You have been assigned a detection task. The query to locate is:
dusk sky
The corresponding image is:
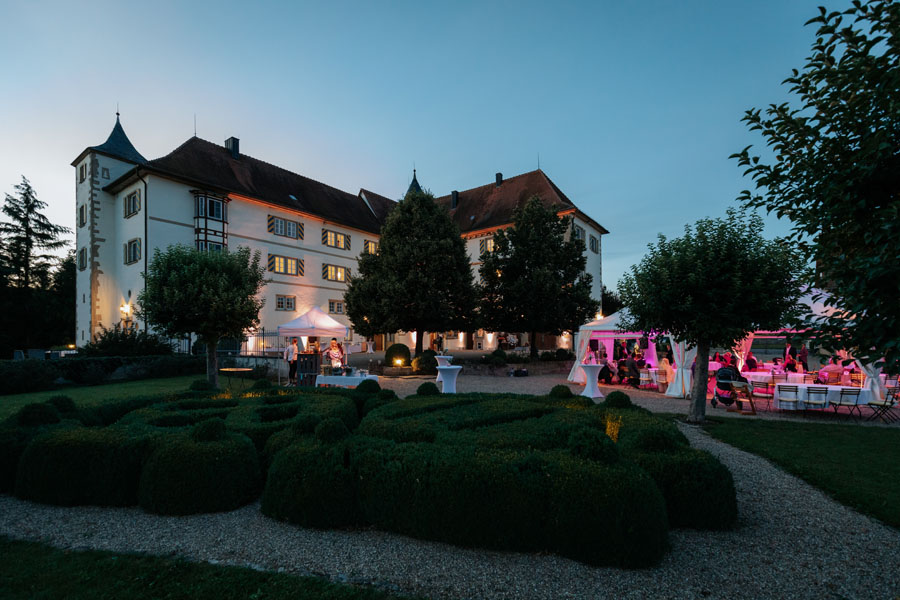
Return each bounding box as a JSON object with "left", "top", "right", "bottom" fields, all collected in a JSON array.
[{"left": 0, "top": 0, "right": 834, "bottom": 287}]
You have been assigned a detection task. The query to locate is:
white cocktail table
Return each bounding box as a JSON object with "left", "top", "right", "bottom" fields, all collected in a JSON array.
[
  {"left": 435, "top": 355, "right": 453, "bottom": 382},
  {"left": 436, "top": 365, "right": 462, "bottom": 394},
  {"left": 579, "top": 364, "right": 604, "bottom": 402}
]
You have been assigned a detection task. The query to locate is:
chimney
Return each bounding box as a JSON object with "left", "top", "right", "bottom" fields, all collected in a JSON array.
[
  {"left": 451, "top": 190, "right": 459, "bottom": 209},
  {"left": 225, "top": 137, "right": 240, "bottom": 159},
  {"left": 495, "top": 172, "right": 503, "bottom": 187}
]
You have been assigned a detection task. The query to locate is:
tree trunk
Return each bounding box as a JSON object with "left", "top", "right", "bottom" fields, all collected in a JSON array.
[
  {"left": 530, "top": 330, "right": 538, "bottom": 359},
  {"left": 206, "top": 336, "right": 220, "bottom": 389},
  {"left": 415, "top": 329, "right": 424, "bottom": 356},
  {"left": 686, "top": 339, "right": 710, "bottom": 424}
]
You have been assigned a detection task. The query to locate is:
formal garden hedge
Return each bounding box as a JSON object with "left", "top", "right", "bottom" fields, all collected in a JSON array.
[
  {"left": 0, "top": 381, "right": 737, "bottom": 568},
  {"left": 0, "top": 355, "right": 206, "bottom": 395}
]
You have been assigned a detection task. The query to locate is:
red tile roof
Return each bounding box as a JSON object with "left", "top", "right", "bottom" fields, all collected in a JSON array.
[{"left": 434, "top": 169, "right": 608, "bottom": 235}]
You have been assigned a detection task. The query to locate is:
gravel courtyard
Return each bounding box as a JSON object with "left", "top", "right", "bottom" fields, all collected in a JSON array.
[{"left": 2, "top": 373, "right": 898, "bottom": 599}]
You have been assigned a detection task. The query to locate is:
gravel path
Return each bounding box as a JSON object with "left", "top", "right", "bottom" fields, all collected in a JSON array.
[{"left": 3, "top": 420, "right": 898, "bottom": 598}]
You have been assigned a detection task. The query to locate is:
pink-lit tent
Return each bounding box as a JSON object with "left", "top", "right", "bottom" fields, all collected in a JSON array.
[{"left": 567, "top": 311, "right": 660, "bottom": 384}]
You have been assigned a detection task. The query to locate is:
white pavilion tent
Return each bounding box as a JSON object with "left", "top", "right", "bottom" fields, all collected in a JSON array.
[
  {"left": 567, "top": 311, "right": 660, "bottom": 384},
  {"left": 277, "top": 306, "right": 349, "bottom": 343}
]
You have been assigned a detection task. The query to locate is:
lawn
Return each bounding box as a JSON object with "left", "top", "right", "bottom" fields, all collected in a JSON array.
[
  {"left": 702, "top": 418, "right": 900, "bottom": 528},
  {"left": 0, "top": 375, "right": 202, "bottom": 421},
  {"left": 0, "top": 537, "right": 418, "bottom": 600}
]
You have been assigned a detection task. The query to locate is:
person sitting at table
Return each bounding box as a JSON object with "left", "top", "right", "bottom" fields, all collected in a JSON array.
[
  {"left": 636, "top": 352, "right": 646, "bottom": 369},
  {"left": 597, "top": 352, "right": 614, "bottom": 385},
  {"left": 712, "top": 351, "right": 723, "bottom": 363},
  {"left": 817, "top": 357, "right": 844, "bottom": 383},
  {"left": 744, "top": 352, "right": 758, "bottom": 371},
  {"left": 784, "top": 355, "right": 799, "bottom": 373}
]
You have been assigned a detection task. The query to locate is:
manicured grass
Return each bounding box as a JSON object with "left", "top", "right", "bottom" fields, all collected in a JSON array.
[
  {"left": 702, "top": 418, "right": 900, "bottom": 528},
  {"left": 0, "top": 537, "right": 418, "bottom": 600},
  {"left": 0, "top": 375, "right": 201, "bottom": 421}
]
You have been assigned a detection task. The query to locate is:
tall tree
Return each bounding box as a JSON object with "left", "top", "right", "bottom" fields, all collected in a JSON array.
[
  {"left": 137, "top": 245, "right": 266, "bottom": 388},
  {"left": 733, "top": 1, "right": 900, "bottom": 373},
  {"left": 49, "top": 251, "right": 77, "bottom": 346},
  {"left": 344, "top": 190, "right": 477, "bottom": 356},
  {"left": 601, "top": 285, "right": 623, "bottom": 317},
  {"left": 618, "top": 209, "right": 803, "bottom": 423},
  {"left": 0, "top": 176, "right": 70, "bottom": 289},
  {"left": 479, "top": 196, "right": 598, "bottom": 358}
]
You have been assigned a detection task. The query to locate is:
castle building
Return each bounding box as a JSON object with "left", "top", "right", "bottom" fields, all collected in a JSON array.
[{"left": 73, "top": 116, "right": 607, "bottom": 352}]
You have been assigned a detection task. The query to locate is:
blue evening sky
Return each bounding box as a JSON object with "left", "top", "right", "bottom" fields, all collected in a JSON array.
[{"left": 0, "top": 0, "right": 834, "bottom": 287}]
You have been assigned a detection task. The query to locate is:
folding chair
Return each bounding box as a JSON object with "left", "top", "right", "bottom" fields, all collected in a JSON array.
[
  {"left": 866, "top": 386, "right": 898, "bottom": 424},
  {"left": 751, "top": 376, "right": 775, "bottom": 411},
  {"left": 825, "top": 371, "right": 842, "bottom": 385},
  {"left": 831, "top": 388, "right": 862, "bottom": 422},
  {"left": 656, "top": 370, "right": 668, "bottom": 394},
  {"left": 777, "top": 384, "right": 800, "bottom": 412},
  {"left": 639, "top": 369, "right": 653, "bottom": 389},
  {"left": 802, "top": 373, "right": 817, "bottom": 384},
  {"left": 804, "top": 386, "right": 828, "bottom": 418}
]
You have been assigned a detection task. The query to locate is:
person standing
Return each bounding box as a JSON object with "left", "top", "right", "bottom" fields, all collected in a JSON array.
[
  {"left": 784, "top": 342, "right": 798, "bottom": 361},
  {"left": 284, "top": 337, "right": 299, "bottom": 386},
  {"left": 797, "top": 343, "right": 809, "bottom": 372},
  {"left": 323, "top": 337, "right": 345, "bottom": 369}
]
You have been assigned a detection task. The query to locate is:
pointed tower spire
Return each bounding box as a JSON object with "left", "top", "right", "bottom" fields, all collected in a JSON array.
[
  {"left": 90, "top": 114, "right": 146, "bottom": 164},
  {"left": 406, "top": 167, "right": 423, "bottom": 198}
]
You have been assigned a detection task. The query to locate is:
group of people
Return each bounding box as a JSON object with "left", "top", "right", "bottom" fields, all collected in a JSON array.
[{"left": 282, "top": 337, "right": 346, "bottom": 387}]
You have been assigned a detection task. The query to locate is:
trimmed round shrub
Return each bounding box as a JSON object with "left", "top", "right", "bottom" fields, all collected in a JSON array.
[
  {"left": 629, "top": 427, "right": 687, "bottom": 453},
  {"left": 549, "top": 384, "right": 574, "bottom": 399},
  {"left": 315, "top": 418, "right": 350, "bottom": 443},
  {"left": 251, "top": 378, "right": 273, "bottom": 390},
  {"left": 292, "top": 413, "right": 323, "bottom": 435},
  {"left": 189, "top": 379, "right": 216, "bottom": 392},
  {"left": 47, "top": 395, "right": 77, "bottom": 414},
  {"left": 604, "top": 391, "right": 633, "bottom": 409},
  {"left": 385, "top": 343, "right": 411, "bottom": 367},
  {"left": 139, "top": 432, "right": 260, "bottom": 515},
  {"left": 567, "top": 428, "right": 619, "bottom": 464},
  {"left": 262, "top": 441, "right": 360, "bottom": 528},
  {"left": 15, "top": 427, "right": 156, "bottom": 506},
  {"left": 417, "top": 382, "right": 441, "bottom": 396},
  {"left": 491, "top": 348, "right": 508, "bottom": 361},
  {"left": 355, "top": 379, "right": 381, "bottom": 394},
  {"left": 539, "top": 351, "right": 556, "bottom": 361},
  {"left": 377, "top": 389, "right": 398, "bottom": 401},
  {"left": 191, "top": 418, "right": 227, "bottom": 442},
  {"left": 412, "top": 353, "right": 438, "bottom": 375},
  {"left": 555, "top": 348, "right": 572, "bottom": 361},
  {"left": 631, "top": 448, "right": 737, "bottom": 530},
  {"left": 16, "top": 403, "right": 60, "bottom": 427}
]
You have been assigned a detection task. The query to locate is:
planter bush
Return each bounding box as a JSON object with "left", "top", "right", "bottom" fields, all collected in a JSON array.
[
  {"left": 384, "top": 344, "right": 411, "bottom": 367},
  {"left": 139, "top": 432, "right": 260, "bottom": 515},
  {"left": 412, "top": 353, "right": 438, "bottom": 375},
  {"left": 549, "top": 384, "right": 574, "bottom": 399},
  {"left": 15, "top": 427, "right": 158, "bottom": 506},
  {"left": 416, "top": 382, "right": 440, "bottom": 396}
]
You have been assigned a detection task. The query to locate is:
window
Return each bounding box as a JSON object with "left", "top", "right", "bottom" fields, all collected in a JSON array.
[
  {"left": 78, "top": 248, "right": 87, "bottom": 271},
  {"left": 589, "top": 235, "right": 599, "bottom": 254},
  {"left": 101, "top": 167, "right": 110, "bottom": 179},
  {"left": 267, "top": 215, "right": 303, "bottom": 239},
  {"left": 275, "top": 295, "right": 296, "bottom": 311},
  {"left": 79, "top": 163, "right": 87, "bottom": 183},
  {"left": 573, "top": 225, "right": 585, "bottom": 242},
  {"left": 78, "top": 205, "right": 87, "bottom": 227},
  {"left": 195, "top": 195, "right": 226, "bottom": 221},
  {"left": 207, "top": 198, "right": 223, "bottom": 220},
  {"left": 322, "top": 228, "right": 350, "bottom": 250},
  {"left": 196, "top": 241, "right": 223, "bottom": 252},
  {"left": 124, "top": 191, "right": 140, "bottom": 218},
  {"left": 328, "top": 299, "right": 344, "bottom": 314},
  {"left": 322, "top": 264, "right": 347, "bottom": 282},
  {"left": 124, "top": 239, "right": 141, "bottom": 265},
  {"left": 479, "top": 238, "right": 495, "bottom": 254},
  {"left": 363, "top": 240, "right": 377, "bottom": 254},
  {"left": 267, "top": 254, "right": 303, "bottom": 276}
]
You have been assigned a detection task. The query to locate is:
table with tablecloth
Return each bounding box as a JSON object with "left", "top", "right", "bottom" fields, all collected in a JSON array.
[
  {"left": 773, "top": 382, "right": 874, "bottom": 410},
  {"left": 745, "top": 371, "right": 806, "bottom": 384}
]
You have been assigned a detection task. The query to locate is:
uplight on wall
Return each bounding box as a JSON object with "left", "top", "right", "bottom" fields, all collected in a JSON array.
[{"left": 120, "top": 302, "right": 131, "bottom": 317}]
